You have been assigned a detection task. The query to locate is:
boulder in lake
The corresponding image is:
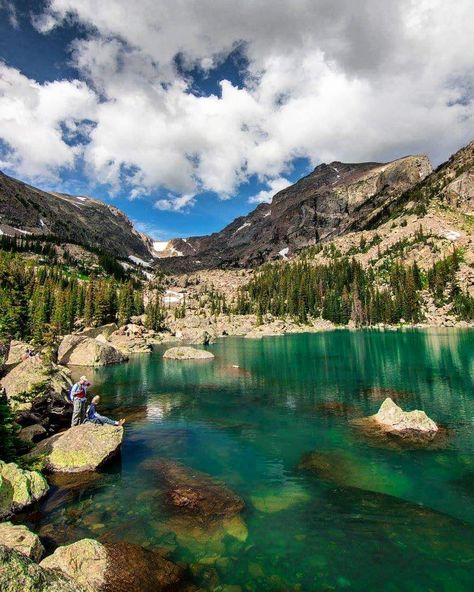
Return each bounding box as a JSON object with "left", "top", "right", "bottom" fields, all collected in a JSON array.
[
  {"left": 0, "top": 545, "right": 85, "bottom": 592},
  {"left": 0, "top": 461, "right": 49, "bottom": 520},
  {"left": 40, "top": 539, "right": 184, "bottom": 592},
  {"left": 142, "top": 458, "right": 244, "bottom": 519},
  {"left": 25, "top": 424, "right": 123, "bottom": 473},
  {"left": 372, "top": 398, "right": 438, "bottom": 433},
  {"left": 57, "top": 335, "right": 127, "bottom": 367},
  {"left": 163, "top": 346, "right": 214, "bottom": 360},
  {"left": 0, "top": 522, "right": 44, "bottom": 561}
]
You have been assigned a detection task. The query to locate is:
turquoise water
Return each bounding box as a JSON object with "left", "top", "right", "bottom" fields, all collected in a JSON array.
[{"left": 32, "top": 329, "right": 474, "bottom": 591}]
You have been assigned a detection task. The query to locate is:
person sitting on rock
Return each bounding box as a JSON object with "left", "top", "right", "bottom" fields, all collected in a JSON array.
[
  {"left": 70, "top": 375, "right": 90, "bottom": 426},
  {"left": 86, "top": 395, "right": 125, "bottom": 426}
]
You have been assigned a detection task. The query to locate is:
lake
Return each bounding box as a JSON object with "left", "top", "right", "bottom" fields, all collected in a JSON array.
[{"left": 30, "top": 329, "right": 474, "bottom": 591}]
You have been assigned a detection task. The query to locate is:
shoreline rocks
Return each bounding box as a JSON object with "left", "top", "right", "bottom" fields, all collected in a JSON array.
[
  {"left": 58, "top": 335, "right": 127, "bottom": 367},
  {"left": 25, "top": 424, "right": 123, "bottom": 473},
  {"left": 0, "top": 461, "right": 49, "bottom": 520},
  {"left": 40, "top": 539, "right": 185, "bottom": 592},
  {"left": 0, "top": 545, "right": 86, "bottom": 592},
  {"left": 0, "top": 522, "right": 44, "bottom": 561},
  {"left": 163, "top": 346, "right": 214, "bottom": 360}
]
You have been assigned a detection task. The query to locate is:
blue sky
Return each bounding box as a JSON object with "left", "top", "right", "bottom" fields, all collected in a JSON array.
[{"left": 0, "top": 0, "right": 473, "bottom": 240}]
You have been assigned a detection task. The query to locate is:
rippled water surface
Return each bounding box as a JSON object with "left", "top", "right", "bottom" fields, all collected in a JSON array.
[{"left": 31, "top": 329, "right": 474, "bottom": 591}]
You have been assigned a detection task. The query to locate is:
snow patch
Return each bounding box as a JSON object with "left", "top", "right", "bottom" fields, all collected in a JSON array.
[
  {"left": 14, "top": 228, "right": 32, "bottom": 235},
  {"left": 235, "top": 222, "right": 251, "bottom": 234},
  {"left": 39, "top": 218, "right": 46, "bottom": 228},
  {"left": 129, "top": 255, "right": 152, "bottom": 267},
  {"left": 443, "top": 230, "right": 461, "bottom": 241},
  {"left": 153, "top": 241, "right": 169, "bottom": 253},
  {"left": 264, "top": 211, "right": 271, "bottom": 218},
  {"left": 170, "top": 247, "right": 183, "bottom": 257},
  {"left": 75, "top": 196, "right": 88, "bottom": 202},
  {"left": 279, "top": 247, "right": 289, "bottom": 259}
]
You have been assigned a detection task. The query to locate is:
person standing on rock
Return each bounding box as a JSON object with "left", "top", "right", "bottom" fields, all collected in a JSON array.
[
  {"left": 70, "top": 376, "right": 90, "bottom": 426},
  {"left": 86, "top": 395, "right": 125, "bottom": 426}
]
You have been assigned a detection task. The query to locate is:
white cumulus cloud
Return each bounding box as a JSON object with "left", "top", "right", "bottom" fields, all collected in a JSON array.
[
  {"left": 0, "top": 0, "right": 472, "bottom": 206},
  {"left": 249, "top": 177, "right": 292, "bottom": 204}
]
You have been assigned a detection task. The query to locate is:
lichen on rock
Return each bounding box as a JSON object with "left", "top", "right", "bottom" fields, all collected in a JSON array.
[
  {"left": 0, "top": 522, "right": 44, "bottom": 561},
  {"left": 0, "top": 461, "right": 49, "bottom": 519}
]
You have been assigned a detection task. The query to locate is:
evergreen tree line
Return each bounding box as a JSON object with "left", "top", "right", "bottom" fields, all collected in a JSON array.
[
  {"left": 0, "top": 251, "right": 165, "bottom": 342},
  {"left": 233, "top": 250, "right": 474, "bottom": 325}
]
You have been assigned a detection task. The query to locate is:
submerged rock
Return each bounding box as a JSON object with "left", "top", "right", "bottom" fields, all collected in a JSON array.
[
  {"left": 163, "top": 346, "right": 215, "bottom": 360},
  {"left": 40, "top": 538, "right": 184, "bottom": 592},
  {"left": 142, "top": 458, "right": 244, "bottom": 518},
  {"left": 313, "top": 401, "right": 359, "bottom": 418},
  {"left": 25, "top": 424, "right": 123, "bottom": 473},
  {"left": 0, "top": 522, "right": 44, "bottom": 561},
  {"left": 0, "top": 461, "right": 49, "bottom": 519},
  {"left": 58, "top": 334, "right": 127, "bottom": 367},
  {"left": 0, "top": 545, "right": 85, "bottom": 592},
  {"left": 298, "top": 450, "right": 410, "bottom": 496},
  {"left": 251, "top": 482, "right": 311, "bottom": 513}
]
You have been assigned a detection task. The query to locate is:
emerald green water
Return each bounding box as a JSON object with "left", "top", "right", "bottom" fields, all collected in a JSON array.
[{"left": 33, "top": 329, "right": 474, "bottom": 591}]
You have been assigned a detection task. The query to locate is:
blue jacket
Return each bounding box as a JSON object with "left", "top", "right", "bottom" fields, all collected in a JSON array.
[{"left": 86, "top": 403, "right": 118, "bottom": 426}]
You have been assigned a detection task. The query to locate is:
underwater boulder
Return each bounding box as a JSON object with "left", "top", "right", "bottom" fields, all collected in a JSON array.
[{"left": 142, "top": 458, "right": 244, "bottom": 518}]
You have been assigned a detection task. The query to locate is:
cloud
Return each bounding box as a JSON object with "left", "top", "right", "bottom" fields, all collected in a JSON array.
[
  {"left": 0, "top": 62, "right": 97, "bottom": 180},
  {"left": 0, "top": 1, "right": 19, "bottom": 29},
  {"left": 248, "top": 177, "right": 292, "bottom": 204},
  {"left": 154, "top": 193, "right": 196, "bottom": 212},
  {"left": 1, "top": 0, "right": 473, "bottom": 204}
]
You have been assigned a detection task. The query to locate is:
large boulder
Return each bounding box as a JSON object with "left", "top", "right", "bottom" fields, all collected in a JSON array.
[
  {"left": 25, "top": 424, "right": 123, "bottom": 473},
  {"left": 163, "top": 346, "right": 214, "bottom": 360},
  {"left": 0, "top": 522, "right": 44, "bottom": 561},
  {"left": 142, "top": 459, "right": 244, "bottom": 519},
  {"left": 0, "top": 545, "right": 86, "bottom": 592},
  {"left": 1, "top": 361, "right": 71, "bottom": 411},
  {"left": 108, "top": 327, "right": 153, "bottom": 354},
  {"left": 79, "top": 324, "right": 118, "bottom": 339},
  {"left": 0, "top": 461, "right": 49, "bottom": 520},
  {"left": 371, "top": 398, "right": 438, "bottom": 433},
  {"left": 175, "top": 327, "right": 216, "bottom": 345},
  {"left": 18, "top": 424, "right": 47, "bottom": 444},
  {"left": 58, "top": 335, "right": 127, "bottom": 367},
  {"left": 40, "top": 539, "right": 184, "bottom": 592},
  {"left": 5, "top": 341, "right": 33, "bottom": 366},
  {"left": 351, "top": 398, "right": 443, "bottom": 449}
]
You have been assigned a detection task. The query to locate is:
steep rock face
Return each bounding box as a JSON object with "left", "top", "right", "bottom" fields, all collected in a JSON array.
[
  {"left": 26, "top": 424, "right": 123, "bottom": 473},
  {"left": 158, "top": 154, "right": 431, "bottom": 270},
  {"left": 0, "top": 170, "right": 153, "bottom": 259}
]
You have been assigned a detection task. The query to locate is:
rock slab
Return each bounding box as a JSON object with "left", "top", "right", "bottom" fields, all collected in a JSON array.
[
  {"left": 0, "top": 522, "right": 44, "bottom": 561},
  {"left": 163, "top": 346, "right": 214, "bottom": 360},
  {"left": 26, "top": 424, "right": 123, "bottom": 473},
  {"left": 0, "top": 461, "right": 49, "bottom": 519}
]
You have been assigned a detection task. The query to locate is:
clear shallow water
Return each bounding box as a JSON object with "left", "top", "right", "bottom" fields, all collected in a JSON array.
[{"left": 30, "top": 329, "right": 474, "bottom": 591}]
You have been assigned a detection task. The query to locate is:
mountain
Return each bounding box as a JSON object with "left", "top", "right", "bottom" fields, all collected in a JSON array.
[
  {"left": 157, "top": 154, "right": 432, "bottom": 271},
  {"left": 0, "top": 170, "right": 154, "bottom": 260}
]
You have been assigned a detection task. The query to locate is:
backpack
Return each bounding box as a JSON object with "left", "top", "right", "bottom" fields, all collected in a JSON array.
[{"left": 69, "top": 384, "right": 85, "bottom": 402}]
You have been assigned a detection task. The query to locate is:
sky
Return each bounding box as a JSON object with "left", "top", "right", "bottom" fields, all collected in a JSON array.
[{"left": 0, "top": 0, "right": 473, "bottom": 240}]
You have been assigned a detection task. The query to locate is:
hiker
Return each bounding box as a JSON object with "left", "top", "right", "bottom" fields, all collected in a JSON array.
[
  {"left": 70, "top": 376, "right": 91, "bottom": 426},
  {"left": 86, "top": 396, "right": 125, "bottom": 426}
]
